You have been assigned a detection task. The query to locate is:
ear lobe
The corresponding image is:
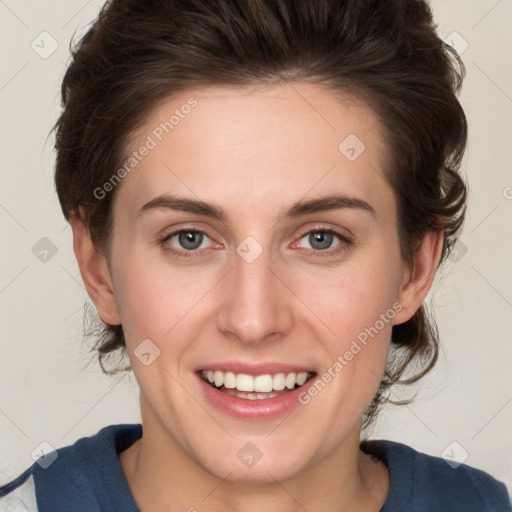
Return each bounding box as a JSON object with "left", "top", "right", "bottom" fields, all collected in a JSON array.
[
  {"left": 393, "top": 230, "right": 444, "bottom": 325},
  {"left": 69, "top": 209, "right": 121, "bottom": 326}
]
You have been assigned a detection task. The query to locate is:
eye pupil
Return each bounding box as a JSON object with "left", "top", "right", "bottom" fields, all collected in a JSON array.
[
  {"left": 179, "top": 231, "right": 203, "bottom": 250},
  {"left": 310, "top": 231, "right": 333, "bottom": 250}
]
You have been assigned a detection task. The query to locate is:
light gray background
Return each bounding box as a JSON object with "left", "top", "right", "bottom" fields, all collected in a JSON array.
[{"left": 1, "top": 0, "right": 511, "bottom": 490}]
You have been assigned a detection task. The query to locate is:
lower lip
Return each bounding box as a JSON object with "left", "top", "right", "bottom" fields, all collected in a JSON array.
[{"left": 197, "top": 373, "right": 317, "bottom": 420}]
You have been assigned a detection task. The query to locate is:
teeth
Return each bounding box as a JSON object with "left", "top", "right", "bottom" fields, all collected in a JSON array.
[
  {"left": 285, "top": 372, "right": 296, "bottom": 390},
  {"left": 202, "top": 370, "right": 310, "bottom": 392},
  {"left": 225, "top": 389, "right": 280, "bottom": 400},
  {"left": 236, "top": 373, "right": 254, "bottom": 392},
  {"left": 224, "top": 371, "right": 236, "bottom": 389},
  {"left": 254, "top": 374, "right": 273, "bottom": 392},
  {"left": 273, "top": 373, "right": 286, "bottom": 390},
  {"left": 296, "top": 372, "right": 308, "bottom": 386},
  {"left": 214, "top": 370, "right": 224, "bottom": 387}
]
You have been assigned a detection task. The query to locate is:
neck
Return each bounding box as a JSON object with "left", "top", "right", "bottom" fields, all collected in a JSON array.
[{"left": 119, "top": 403, "right": 389, "bottom": 512}]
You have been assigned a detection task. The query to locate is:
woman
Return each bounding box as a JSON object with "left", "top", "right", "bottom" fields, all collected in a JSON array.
[{"left": 0, "top": 0, "right": 510, "bottom": 510}]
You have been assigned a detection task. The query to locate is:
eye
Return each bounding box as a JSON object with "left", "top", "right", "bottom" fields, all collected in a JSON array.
[
  {"left": 159, "top": 228, "right": 215, "bottom": 257},
  {"left": 159, "top": 226, "right": 353, "bottom": 259},
  {"left": 295, "top": 228, "right": 353, "bottom": 256}
]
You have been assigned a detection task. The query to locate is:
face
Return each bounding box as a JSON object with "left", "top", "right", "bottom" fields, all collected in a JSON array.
[{"left": 98, "top": 83, "right": 414, "bottom": 482}]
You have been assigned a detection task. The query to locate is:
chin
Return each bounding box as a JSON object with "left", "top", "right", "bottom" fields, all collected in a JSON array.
[{"left": 189, "top": 434, "right": 319, "bottom": 484}]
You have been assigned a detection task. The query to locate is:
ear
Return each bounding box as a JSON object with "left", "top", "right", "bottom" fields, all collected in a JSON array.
[
  {"left": 393, "top": 230, "right": 444, "bottom": 325},
  {"left": 69, "top": 209, "right": 121, "bottom": 325}
]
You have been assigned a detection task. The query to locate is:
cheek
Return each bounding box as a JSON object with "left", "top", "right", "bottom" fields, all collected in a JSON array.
[
  {"left": 294, "top": 264, "right": 397, "bottom": 429},
  {"left": 289, "top": 240, "right": 402, "bottom": 409},
  {"left": 111, "top": 249, "right": 221, "bottom": 351},
  {"left": 112, "top": 225, "right": 402, "bottom": 361},
  {"left": 292, "top": 246, "right": 402, "bottom": 345}
]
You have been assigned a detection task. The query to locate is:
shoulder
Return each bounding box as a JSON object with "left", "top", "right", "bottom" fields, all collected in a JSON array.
[
  {"left": 0, "top": 466, "right": 37, "bottom": 511},
  {"left": 361, "top": 439, "right": 511, "bottom": 512},
  {"left": 0, "top": 423, "right": 142, "bottom": 512}
]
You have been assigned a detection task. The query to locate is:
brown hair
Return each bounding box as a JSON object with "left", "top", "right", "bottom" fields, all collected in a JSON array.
[{"left": 54, "top": 0, "right": 467, "bottom": 427}]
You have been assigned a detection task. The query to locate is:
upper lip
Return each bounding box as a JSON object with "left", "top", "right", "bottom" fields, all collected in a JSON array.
[{"left": 195, "top": 362, "right": 315, "bottom": 376}]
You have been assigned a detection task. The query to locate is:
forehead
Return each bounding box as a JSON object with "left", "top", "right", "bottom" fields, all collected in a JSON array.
[{"left": 117, "top": 82, "right": 393, "bottom": 220}]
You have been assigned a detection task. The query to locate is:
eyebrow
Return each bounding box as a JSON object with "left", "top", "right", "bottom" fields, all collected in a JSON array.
[{"left": 136, "top": 193, "right": 376, "bottom": 222}]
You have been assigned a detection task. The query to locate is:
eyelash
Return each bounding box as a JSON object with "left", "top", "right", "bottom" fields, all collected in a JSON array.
[{"left": 158, "top": 226, "right": 353, "bottom": 259}]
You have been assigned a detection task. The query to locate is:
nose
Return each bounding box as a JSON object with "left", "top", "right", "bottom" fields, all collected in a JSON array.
[{"left": 215, "top": 242, "right": 294, "bottom": 345}]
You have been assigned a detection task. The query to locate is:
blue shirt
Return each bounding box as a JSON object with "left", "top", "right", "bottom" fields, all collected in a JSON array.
[{"left": 0, "top": 423, "right": 510, "bottom": 511}]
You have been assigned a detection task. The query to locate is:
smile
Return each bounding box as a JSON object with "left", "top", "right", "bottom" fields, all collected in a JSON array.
[{"left": 200, "top": 370, "right": 314, "bottom": 400}]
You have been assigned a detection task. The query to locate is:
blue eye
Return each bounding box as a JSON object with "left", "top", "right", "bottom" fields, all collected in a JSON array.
[
  {"left": 159, "top": 227, "right": 353, "bottom": 259},
  {"left": 160, "top": 228, "right": 213, "bottom": 257},
  {"left": 301, "top": 230, "right": 335, "bottom": 250},
  {"left": 296, "top": 229, "right": 353, "bottom": 256}
]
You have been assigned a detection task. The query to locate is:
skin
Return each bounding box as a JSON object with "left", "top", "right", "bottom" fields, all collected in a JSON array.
[{"left": 70, "top": 82, "right": 443, "bottom": 511}]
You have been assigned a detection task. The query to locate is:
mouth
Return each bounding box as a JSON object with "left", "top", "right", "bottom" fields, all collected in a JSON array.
[{"left": 199, "top": 369, "right": 316, "bottom": 400}]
